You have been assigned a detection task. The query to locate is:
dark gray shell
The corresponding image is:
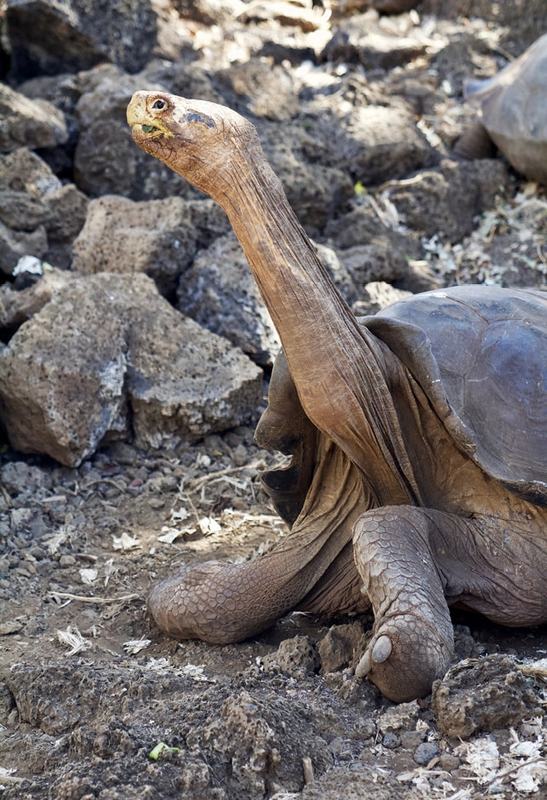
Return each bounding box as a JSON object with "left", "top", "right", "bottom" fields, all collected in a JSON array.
[
  {"left": 367, "top": 285, "right": 547, "bottom": 504},
  {"left": 469, "top": 34, "right": 547, "bottom": 184}
]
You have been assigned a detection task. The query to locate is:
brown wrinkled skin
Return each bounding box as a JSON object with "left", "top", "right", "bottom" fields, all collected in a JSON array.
[{"left": 127, "top": 91, "right": 547, "bottom": 702}]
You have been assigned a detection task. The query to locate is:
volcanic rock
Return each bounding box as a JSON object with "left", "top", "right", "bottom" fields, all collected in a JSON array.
[
  {"left": 0, "top": 222, "right": 47, "bottom": 276},
  {"left": 432, "top": 655, "right": 544, "bottom": 739},
  {"left": 0, "top": 267, "right": 70, "bottom": 329},
  {"left": 384, "top": 159, "right": 512, "bottom": 243},
  {"left": 0, "top": 273, "right": 262, "bottom": 466},
  {"left": 177, "top": 232, "right": 280, "bottom": 366},
  {"left": 352, "top": 281, "right": 412, "bottom": 315},
  {"left": 257, "top": 120, "right": 354, "bottom": 231},
  {"left": 73, "top": 195, "right": 197, "bottom": 295},
  {"left": 323, "top": 105, "right": 437, "bottom": 185},
  {"left": 0, "top": 148, "right": 87, "bottom": 270},
  {"left": 0, "top": 83, "right": 67, "bottom": 152},
  {"left": 317, "top": 622, "right": 364, "bottom": 673},
  {"left": 5, "top": 0, "right": 157, "bottom": 79}
]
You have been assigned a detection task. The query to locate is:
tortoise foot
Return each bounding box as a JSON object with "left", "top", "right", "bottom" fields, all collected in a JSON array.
[
  {"left": 355, "top": 613, "right": 452, "bottom": 702},
  {"left": 353, "top": 506, "right": 455, "bottom": 701}
]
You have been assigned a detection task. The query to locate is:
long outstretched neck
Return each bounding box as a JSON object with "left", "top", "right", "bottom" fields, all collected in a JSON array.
[{"left": 217, "top": 144, "right": 419, "bottom": 505}]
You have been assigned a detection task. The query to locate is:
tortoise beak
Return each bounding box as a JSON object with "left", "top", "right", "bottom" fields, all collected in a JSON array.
[{"left": 126, "top": 92, "right": 148, "bottom": 130}]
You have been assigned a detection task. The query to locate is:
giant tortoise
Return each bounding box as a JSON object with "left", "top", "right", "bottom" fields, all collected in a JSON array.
[
  {"left": 456, "top": 33, "right": 547, "bottom": 185},
  {"left": 126, "top": 91, "right": 547, "bottom": 702}
]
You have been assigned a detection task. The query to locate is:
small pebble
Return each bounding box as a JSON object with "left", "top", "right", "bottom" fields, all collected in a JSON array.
[
  {"left": 413, "top": 741, "right": 440, "bottom": 765},
  {"left": 329, "top": 737, "right": 354, "bottom": 760},
  {"left": 148, "top": 497, "right": 165, "bottom": 509},
  {"left": 399, "top": 730, "right": 425, "bottom": 749},
  {"left": 59, "top": 554, "right": 76, "bottom": 567},
  {"left": 232, "top": 444, "right": 248, "bottom": 466},
  {"left": 356, "top": 720, "right": 376, "bottom": 740},
  {"left": 382, "top": 732, "right": 400, "bottom": 749},
  {"left": 438, "top": 753, "right": 461, "bottom": 771}
]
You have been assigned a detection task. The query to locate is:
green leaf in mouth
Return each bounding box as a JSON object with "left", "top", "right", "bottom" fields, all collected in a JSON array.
[{"left": 142, "top": 124, "right": 157, "bottom": 133}]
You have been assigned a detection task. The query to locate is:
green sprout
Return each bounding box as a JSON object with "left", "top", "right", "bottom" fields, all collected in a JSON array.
[{"left": 148, "top": 742, "right": 181, "bottom": 761}]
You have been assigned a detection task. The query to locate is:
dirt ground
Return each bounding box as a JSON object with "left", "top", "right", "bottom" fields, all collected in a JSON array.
[
  {"left": 0, "top": 0, "right": 546, "bottom": 798},
  {"left": 0, "top": 430, "right": 545, "bottom": 799}
]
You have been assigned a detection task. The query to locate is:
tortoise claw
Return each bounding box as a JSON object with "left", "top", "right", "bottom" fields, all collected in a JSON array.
[
  {"left": 372, "top": 634, "right": 392, "bottom": 663},
  {"left": 355, "top": 634, "right": 393, "bottom": 679}
]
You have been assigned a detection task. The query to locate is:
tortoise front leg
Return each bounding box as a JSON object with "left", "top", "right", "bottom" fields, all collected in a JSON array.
[
  {"left": 353, "top": 505, "right": 547, "bottom": 701},
  {"left": 353, "top": 506, "right": 455, "bottom": 702}
]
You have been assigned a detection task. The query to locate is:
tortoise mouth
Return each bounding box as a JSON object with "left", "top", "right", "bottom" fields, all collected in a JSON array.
[{"left": 131, "top": 122, "right": 164, "bottom": 139}]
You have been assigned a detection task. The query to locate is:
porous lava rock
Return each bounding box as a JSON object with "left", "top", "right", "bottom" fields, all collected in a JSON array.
[
  {"left": 0, "top": 83, "right": 67, "bottom": 152},
  {"left": 5, "top": 0, "right": 157, "bottom": 79},
  {"left": 322, "top": 105, "right": 437, "bottom": 185},
  {"left": 352, "top": 281, "right": 412, "bottom": 315},
  {"left": 0, "top": 267, "right": 69, "bottom": 328},
  {"left": 4, "top": 661, "right": 333, "bottom": 800},
  {"left": 432, "top": 655, "right": 544, "bottom": 739},
  {"left": 0, "top": 273, "right": 262, "bottom": 466},
  {"left": 178, "top": 234, "right": 360, "bottom": 365},
  {"left": 338, "top": 240, "right": 409, "bottom": 289},
  {"left": 0, "top": 222, "right": 47, "bottom": 276},
  {"left": 384, "top": 158, "right": 512, "bottom": 243},
  {"left": 322, "top": 14, "right": 427, "bottom": 69},
  {"left": 72, "top": 195, "right": 198, "bottom": 295},
  {"left": 256, "top": 120, "right": 354, "bottom": 231},
  {"left": 261, "top": 636, "right": 320, "bottom": 677},
  {"left": 177, "top": 232, "right": 280, "bottom": 366},
  {"left": 174, "top": 0, "right": 245, "bottom": 25},
  {"left": 216, "top": 59, "right": 299, "bottom": 121},
  {"left": 317, "top": 622, "right": 364, "bottom": 673},
  {"left": 0, "top": 148, "right": 88, "bottom": 271},
  {"left": 420, "top": 0, "right": 546, "bottom": 56}
]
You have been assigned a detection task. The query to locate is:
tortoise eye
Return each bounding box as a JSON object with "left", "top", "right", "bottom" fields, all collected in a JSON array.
[{"left": 152, "top": 99, "right": 166, "bottom": 110}]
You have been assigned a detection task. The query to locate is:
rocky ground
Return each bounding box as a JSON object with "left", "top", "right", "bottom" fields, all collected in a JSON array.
[{"left": 0, "top": 0, "right": 545, "bottom": 798}]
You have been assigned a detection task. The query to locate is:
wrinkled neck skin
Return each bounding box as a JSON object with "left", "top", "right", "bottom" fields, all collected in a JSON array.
[{"left": 180, "top": 136, "right": 419, "bottom": 506}]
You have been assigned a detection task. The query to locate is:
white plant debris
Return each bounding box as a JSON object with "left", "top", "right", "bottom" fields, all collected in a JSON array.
[
  {"left": 179, "top": 664, "right": 216, "bottom": 683},
  {"left": 512, "top": 759, "right": 547, "bottom": 794},
  {"left": 103, "top": 558, "right": 116, "bottom": 587},
  {"left": 157, "top": 527, "right": 186, "bottom": 544},
  {"left": 56, "top": 626, "right": 89, "bottom": 656},
  {"left": 13, "top": 254, "right": 46, "bottom": 276},
  {"left": 0, "top": 767, "right": 24, "bottom": 787},
  {"left": 123, "top": 637, "right": 151, "bottom": 655},
  {"left": 456, "top": 737, "right": 500, "bottom": 783},
  {"left": 195, "top": 452, "right": 211, "bottom": 468},
  {"left": 79, "top": 567, "right": 98, "bottom": 585},
  {"left": 145, "top": 657, "right": 171, "bottom": 671},
  {"left": 198, "top": 516, "right": 222, "bottom": 535},
  {"left": 421, "top": 182, "right": 547, "bottom": 286},
  {"left": 43, "top": 527, "right": 69, "bottom": 554},
  {"left": 112, "top": 532, "right": 141, "bottom": 551},
  {"left": 158, "top": 506, "right": 193, "bottom": 543},
  {"left": 170, "top": 507, "right": 191, "bottom": 523},
  {"left": 518, "top": 658, "right": 547, "bottom": 680}
]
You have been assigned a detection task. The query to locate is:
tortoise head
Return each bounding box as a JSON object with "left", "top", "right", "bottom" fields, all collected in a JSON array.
[{"left": 126, "top": 91, "right": 258, "bottom": 199}]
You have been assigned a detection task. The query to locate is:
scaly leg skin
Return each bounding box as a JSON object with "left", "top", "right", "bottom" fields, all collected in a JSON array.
[
  {"left": 353, "top": 506, "right": 454, "bottom": 702},
  {"left": 148, "top": 435, "right": 368, "bottom": 644},
  {"left": 353, "top": 505, "right": 547, "bottom": 701}
]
